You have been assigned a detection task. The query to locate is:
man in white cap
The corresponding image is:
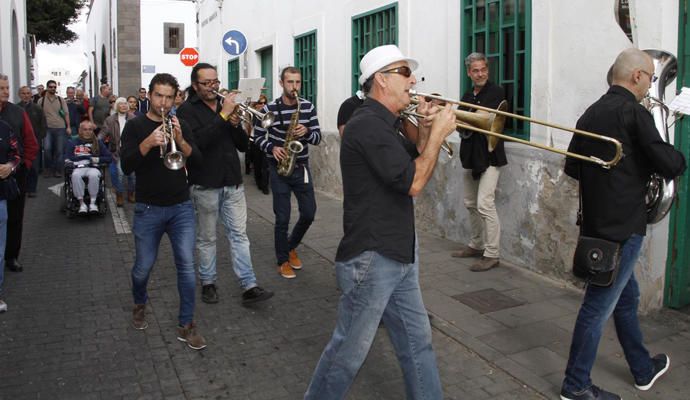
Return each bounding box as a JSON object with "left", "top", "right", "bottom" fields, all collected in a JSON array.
[{"left": 304, "top": 45, "right": 456, "bottom": 399}]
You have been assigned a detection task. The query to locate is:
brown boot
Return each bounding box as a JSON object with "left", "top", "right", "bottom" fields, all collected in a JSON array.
[
  {"left": 451, "top": 246, "right": 483, "bottom": 258},
  {"left": 132, "top": 304, "right": 148, "bottom": 330},
  {"left": 176, "top": 323, "right": 207, "bottom": 350},
  {"left": 127, "top": 191, "right": 136, "bottom": 203},
  {"left": 116, "top": 192, "right": 124, "bottom": 207},
  {"left": 470, "top": 256, "right": 500, "bottom": 272}
]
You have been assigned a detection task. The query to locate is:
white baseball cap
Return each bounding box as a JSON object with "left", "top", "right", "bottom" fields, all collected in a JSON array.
[{"left": 358, "top": 45, "right": 419, "bottom": 86}]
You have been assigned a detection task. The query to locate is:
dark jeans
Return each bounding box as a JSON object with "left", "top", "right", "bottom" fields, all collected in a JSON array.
[
  {"left": 5, "top": 165, "right": 27, "bottom": 261},
  {"left": 252, "top": 144, "right": 269, "bottom": 191},
  {"left": 44, "top": 128, "right": 66, "bottom": 172},
  {"left": 562, "top": 234, "right": 655, "bottom": 393},
  {"left": 269, "top": 163, "right": 316, "bottom": 265},
  {"left": 27, "top": 141, "right": 43, "bottom": 193}
]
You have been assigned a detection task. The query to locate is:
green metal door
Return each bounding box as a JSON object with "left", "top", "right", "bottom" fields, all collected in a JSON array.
[
  {"left": 228, "top": 58, "right": 239, "bottom": 91},
  {"left": 664, "top": 0, "right": 690, "bottom": 308},
  {"left": 260, "top": 47, "right": 273, "bottom": 101}
]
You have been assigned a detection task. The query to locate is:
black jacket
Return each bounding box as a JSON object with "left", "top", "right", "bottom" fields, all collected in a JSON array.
[
  {"left": 176, "top": 93, "right": 249, "bottom": 188},
  {"left": 565, "top": 85, "right": 686, "bottom": 241}
]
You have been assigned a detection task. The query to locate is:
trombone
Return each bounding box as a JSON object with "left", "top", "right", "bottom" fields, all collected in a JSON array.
[
  {"left": 406, "top": 90, "right": 624, "bottom": 169},
  {"left": 402, "top": 102, "right": 454, "bottom": 157},
  {"left": 211, "top": 89, "right": 275, "bottom": 129}
]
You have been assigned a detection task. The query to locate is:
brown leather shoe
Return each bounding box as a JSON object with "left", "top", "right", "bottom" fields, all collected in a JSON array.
[
  {"left": 127, "top": 191, "right": 136, "bottom": 203},
  {"left": 288, "top": 249, "right": 302, "bottom": 270},
  {"left": 278, "top": 261, "right": 296, "bottom": 279},
  {"left": 116, "top": 193, "right": 125, "bottom": 207},
  {"left": 451, "top": 246, "right": 483, "bottom": 258},
  {"left": 132, "top": 304, "right": 148, "bottom": 330},
  {"left": 176, "top": 323, "right": 207, "bottom": 350},
  {"left": 470, "top": 256, "right": 500, "bottom": 272}
]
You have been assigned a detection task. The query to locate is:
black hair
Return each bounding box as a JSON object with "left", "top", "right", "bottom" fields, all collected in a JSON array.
[
  {"left": 148, "top": 73, "right": 179, "bottom": 96},
  {"left": 187, "top": 63, "right": 216, "bottom": 98},
  {"left": 280, "top": 66, "right": 301, "bottom": 81}
]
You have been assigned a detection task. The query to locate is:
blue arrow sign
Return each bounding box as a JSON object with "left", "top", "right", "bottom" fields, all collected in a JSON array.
[{"left": 222, "top": 30, "right": 248, "bottom": 56}]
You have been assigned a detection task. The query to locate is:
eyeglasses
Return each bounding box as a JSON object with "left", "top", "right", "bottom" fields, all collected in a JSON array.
[
  {"left": 47, "top": 85, "right": 57, "bottom": 89},
  {"left": 380, "top": 66, "right": 412, "bottom": 78},
  {"left": 640, "top": 70, "right": 658, "bottom": 83},
  {"left": 257, "top": 101, "right": 266, "bottom": 105},
  {"left": 198, "top": 79, "right": 221, "bottom": 87}
]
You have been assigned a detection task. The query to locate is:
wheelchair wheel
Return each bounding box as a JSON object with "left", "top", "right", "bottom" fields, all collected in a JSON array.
[
  {"left": 59, "top": 183, "right": 67, "bottom": 212},
  {"left": 98, "top": 201, "right": 107, "bottom": 217}
]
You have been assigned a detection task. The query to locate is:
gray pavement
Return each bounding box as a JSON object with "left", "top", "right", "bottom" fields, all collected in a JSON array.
[{"left": 0, "top": 173, "right": 688, "bottom": 400}]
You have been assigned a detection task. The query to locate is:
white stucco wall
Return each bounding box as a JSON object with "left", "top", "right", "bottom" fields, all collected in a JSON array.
[
  {"left": 0, "top": 0, "right": 30, "bottom": 102},
  {"left": 197, "top": 0, "right": 683, "bottom": 311},
  {"left": 139, "top": 0, "right": 197, "bottom": 91}
]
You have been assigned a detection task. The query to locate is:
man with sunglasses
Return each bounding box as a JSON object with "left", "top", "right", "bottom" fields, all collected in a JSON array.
[
  {"left": 254, "top": 66, "right": 322, "bottom": 279},
  {"left": 451, "top": 52, "right": 507, "bottom": 272},
  {"left": 559, "top": 48, "right": 686, "bottom": 400},
  {"left": 177, "top": 63, "right": 273, "bottom": 306},
  {"left": 39, "top": 80, "right": 71, "bottom": 178},
  {"left": 305, "top": 45, "right": 456, "bottom": 399}
]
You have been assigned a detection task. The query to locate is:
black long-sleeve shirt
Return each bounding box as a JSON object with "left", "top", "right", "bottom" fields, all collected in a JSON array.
[
  {"left": 565, "top": 85, "right": 686, "bottom": 242},
  {"left": 120, "top": 114, "right": 201, "bottom": 206},
  {"left": 176, "top": 94, "right": 248, "bottom": 188},
  {"left": 337, "top": 98, "right": 417, "bottom": 264},
  {"left": 459, "top": 81, "right": 508, "bottom": 178}
]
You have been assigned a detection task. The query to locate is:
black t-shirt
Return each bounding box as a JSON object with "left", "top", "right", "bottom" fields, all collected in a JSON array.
[
  {"left": 459, "top": 81, "right": 508, "bottom": 177},
  {"left": 336, "top": 98, "right": 417, "bottom": 264},
  {"left": 120, "top": 114, "right": 201, "bottom": 206},
  {"left": 337, "top": 95, "right": 364, "bottom": 127},
  {"left": 565, "top": 85, "right": 686, "bottom": 242}
]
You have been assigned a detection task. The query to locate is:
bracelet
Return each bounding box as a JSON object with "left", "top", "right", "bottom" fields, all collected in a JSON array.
[{"left": 219, "top": 111, "right": 230, "bottom": 121}]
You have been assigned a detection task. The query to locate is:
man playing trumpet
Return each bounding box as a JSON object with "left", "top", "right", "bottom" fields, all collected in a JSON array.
[{"left": 120, "top": 73, "right": 206, "bottom": 350}]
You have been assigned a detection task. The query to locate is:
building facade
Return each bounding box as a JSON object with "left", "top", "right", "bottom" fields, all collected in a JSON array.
[
  {"left": 195, "top": 0, "right": 690, "bottom": 312},
  {"left": 0, "top": 0, "right": 31, "bottom": 102},
  {"left": 85, "top": 0, "right": 197, "bottom": 99}
]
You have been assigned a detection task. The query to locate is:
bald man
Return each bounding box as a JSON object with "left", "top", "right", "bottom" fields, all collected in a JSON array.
[{"left": 559, "top": 48, "right": 686, "bottom": 400}]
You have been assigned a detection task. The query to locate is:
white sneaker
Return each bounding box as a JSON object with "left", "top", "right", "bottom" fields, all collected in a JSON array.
[
  {"left": 0, "top": 300, "right": 7, "bottom": 313},
  {"left": 88, "top": 203, "right": 98, "bottom": 213},
  {"left": 78, "top": 203, "right": 88, "bottom": 214}
]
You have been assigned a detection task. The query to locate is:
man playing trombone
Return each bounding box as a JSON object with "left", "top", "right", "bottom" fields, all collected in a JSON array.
[
  {"left": 177, "top": 63, "right": 273, "bottom": 306},
  {"left": 451, "top": 52, "right": 507, "bottom": 272},
  {"left": 120, "top": 73, "right": 206, "bottom": 350},
  {"left": 305, "top": 44, "right": 456, "bottom": 400}
]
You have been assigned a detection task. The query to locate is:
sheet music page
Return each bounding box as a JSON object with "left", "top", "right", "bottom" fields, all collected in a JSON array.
[
  {"left": 668, "top": 87, "right": 690, "bottom": 116},
  {"left": 237, "top": 78, "right": 266, "bottom": 103}
]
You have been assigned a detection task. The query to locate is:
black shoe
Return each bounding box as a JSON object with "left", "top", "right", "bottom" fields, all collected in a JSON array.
[
  {"left": 201, "top": 284, "right": 219, "bottom": 304},
  {"left": 261, "top": 187, "right": 269, "bottom": 195},
  {"left": 560, "top": 385, "right": 621, "bottom": 400},
  {"left": 5, "top": 258, "right": 22, "bottom": 272},
  {"left": 241, "top": 286, "right": 274, "bottom": 306},
  {"left": 635, "top": 353, "right": 670, "bottom": 391},
  {"left": 27, "top": 192, "right": 37, "bottom": 198}
]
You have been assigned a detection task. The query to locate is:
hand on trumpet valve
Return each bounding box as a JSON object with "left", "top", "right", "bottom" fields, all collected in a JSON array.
[{"left": 146, "top": 125, "right": 168, "bottom": 149}]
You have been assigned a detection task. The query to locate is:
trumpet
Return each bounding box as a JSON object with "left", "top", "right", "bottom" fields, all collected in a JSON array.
[
  {"left": 160, "top": 108, "right": 186, "bottom": 170},
  {"left": 211, "top": 89, "right": 275, "bottom": 129},
  {"left": 406, "top": 90, "right": 624, "bottom": 169}
]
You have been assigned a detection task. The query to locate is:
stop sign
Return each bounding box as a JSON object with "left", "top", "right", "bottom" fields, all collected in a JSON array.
[{"left": 179, "top": 47, "right": 199, "bottom": 67}]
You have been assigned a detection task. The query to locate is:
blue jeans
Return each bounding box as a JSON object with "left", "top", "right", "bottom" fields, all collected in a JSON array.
[
  {"left": 109, "top": 160, "right": 135, "bottom": 194},
  {"left": 191, "top": 184, "right": 257, "bottom": 290},
  {"left": 131, "top": 200, "right": 196, "bottom": 326},
  {"left": 269, "top": 164, "right": 316, "bottom": 264},
  {"left": 0, "top": 200, "right": 7, "bottom": 297},
  {"left": 305, "top": 251, "right": 443, "bottom": 400},
  {"left": 43, "top": 128, "right": 66, "bottom": 172},
  {"left": 562, "top": 234, "right": 655, "bottom": 393}
]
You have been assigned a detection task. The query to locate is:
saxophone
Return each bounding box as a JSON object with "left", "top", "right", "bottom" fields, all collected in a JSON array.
[{"left": 277, "top": 90, "right": 305, "bottom": 176}]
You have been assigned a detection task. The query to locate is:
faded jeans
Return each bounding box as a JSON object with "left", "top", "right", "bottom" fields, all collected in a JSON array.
[
  {"left": 305, "top": 250, "right": 443, "bottom": 400},
  {"left": 43, "top": 128, "right": 66, "bottom": 172},
  {"left": 463, "top": 166, "right": 501, "bottom": 258},
  {"left": 562, "top": 234, "right": 656, "bottom": 393},
  {"left": 109, "top": 160, "right": 135, "bottom": 194},
  {"left": 131, "top": 200, "right": 196, "bottom": 326},
  {"left": 191, "top": 185, "right": 257, "bottom": 290}
]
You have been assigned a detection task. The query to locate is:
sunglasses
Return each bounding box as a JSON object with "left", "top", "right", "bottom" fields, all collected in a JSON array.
[
  {"left": 640, "top": 70, "right": 658, "bottom": 83},
  {"left": 380, "top": 66, "right": 412, "bottom": 78},
  {"left": 198, "top": 79, "right": 221, "bottom": 87},
  {"left": 47, "top": 86, "right": 57, "bottom": 89}
]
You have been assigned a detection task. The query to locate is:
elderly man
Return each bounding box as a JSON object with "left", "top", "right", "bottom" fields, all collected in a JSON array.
[
  {"left": 18, "top": 86, "right": 46, "bottom": 197},
  {"left": 560, "top": 48, "right": 686, "bottom": 400},
  {"left": 304, "top": 45, "right": 456, "bottom": 400},
  {"left": 0, "top": 75, "right": 38, "bottom": 273}
]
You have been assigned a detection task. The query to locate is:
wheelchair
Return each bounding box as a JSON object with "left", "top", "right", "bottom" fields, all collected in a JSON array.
[{"left": 60, "top": 160, "right": 109, "bottom": 218}]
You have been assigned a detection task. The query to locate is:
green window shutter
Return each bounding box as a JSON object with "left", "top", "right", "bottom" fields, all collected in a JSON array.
[
  {"left": 294, "top": 30, "right": 317, "bottom": 105},
  {"left": 260, "top": 47, "right": 273, "bottom": 101},
  {"left": 228, "top": 58, "right": 239, "bottom": 91},
  {"left": 351, "top": 3, "right": 398, "bottom": 94},
  {"left": 462, "top": 0, "right": 531, "bottom": 139}
]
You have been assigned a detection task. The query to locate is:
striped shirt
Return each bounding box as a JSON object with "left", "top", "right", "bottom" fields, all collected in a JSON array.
[{"left": 253, "top": 96, "right": 321, "bottom": 164}]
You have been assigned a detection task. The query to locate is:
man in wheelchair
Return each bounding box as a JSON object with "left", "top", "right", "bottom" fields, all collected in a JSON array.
[{"left": 64, "top": 121, "right": 111, "bottom": 214}]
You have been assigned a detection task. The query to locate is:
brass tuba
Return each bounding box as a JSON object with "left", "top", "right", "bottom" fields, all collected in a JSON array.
[
  {"left": 277, "top": 90, "right": 304, "bottom": 176},
  {"left": 643, "top": 49, "right": 678, "bottom": 224}
]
